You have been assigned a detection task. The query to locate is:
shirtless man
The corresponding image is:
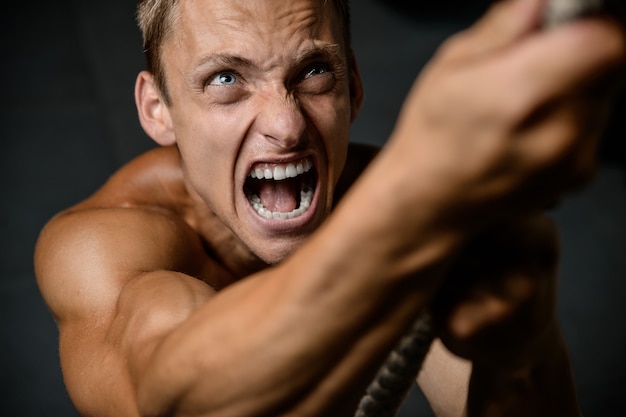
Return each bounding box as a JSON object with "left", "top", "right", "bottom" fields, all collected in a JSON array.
[{"left": 34, "top": 0, "right": 625, "bottom": 416}]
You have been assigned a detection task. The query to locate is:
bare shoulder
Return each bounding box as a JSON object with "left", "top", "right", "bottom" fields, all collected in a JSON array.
[
  {"left": 74, "top": 145, "right": 190, "bottom": 214},
  {"left": 35, "top": 204, "right": 209, "bottom": 322},
  {"left": 32, "top": 146, "right": 234, "bottom": 414},
  {"left": 34, "top": 146, "right": 217, "bottom": 322}
]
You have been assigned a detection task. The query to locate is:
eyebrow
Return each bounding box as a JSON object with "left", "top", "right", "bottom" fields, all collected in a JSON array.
[
  {"left": 294, "top": 43, "right": 343, "bottom": 65},
  {"left": 195, "top": 54, "right": 256, "bottom": 73},
  {"left": 188, "top": 43, "right": 345, "bottom": 82}
]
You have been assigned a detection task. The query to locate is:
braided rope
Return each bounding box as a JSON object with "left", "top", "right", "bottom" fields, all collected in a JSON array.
[
  {"left": 544, "top": 0, "right": 605, "bottom": 27},
  {"left": 354, "top": 311, "right": 435, "bottom": 417}
]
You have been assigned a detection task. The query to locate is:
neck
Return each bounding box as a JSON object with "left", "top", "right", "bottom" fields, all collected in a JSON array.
[{"left": 183, "top": 184, "right": 271, "bottom": 283}]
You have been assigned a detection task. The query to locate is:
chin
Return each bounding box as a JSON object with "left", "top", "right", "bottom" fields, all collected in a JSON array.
[{"left": 250, "top": 235, "right": 310, "bottom": 265}]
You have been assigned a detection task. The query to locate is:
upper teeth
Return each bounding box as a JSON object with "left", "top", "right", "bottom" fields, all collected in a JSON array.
[{"left": 249, "top": 158, "right": 313, "bottom": 181}]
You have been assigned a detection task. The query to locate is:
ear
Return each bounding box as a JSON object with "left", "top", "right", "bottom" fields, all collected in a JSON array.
[
  {"left": 135, "top": 70, "right": 176, "bottom": 146},
  {"left": 348, "top": 50, "right": 364, "bottom": 122}
]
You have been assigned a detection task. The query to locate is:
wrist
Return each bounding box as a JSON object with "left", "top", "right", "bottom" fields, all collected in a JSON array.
[{"left": 328, "top": 144, "right": 471, "bottom": 282}]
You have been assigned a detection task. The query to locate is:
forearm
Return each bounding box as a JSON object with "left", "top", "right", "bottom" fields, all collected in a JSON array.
[
  {"left": 466, "top": 323, "right": 581, "bottom": 417},
  {"left": 135, "top": 162, "right": 469, "bottom": 416},
  {"left": 135, "top": 266, "right": 443, "bottom": 417}
]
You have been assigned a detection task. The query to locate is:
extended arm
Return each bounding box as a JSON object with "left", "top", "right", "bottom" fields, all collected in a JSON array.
[{"left": 35, "top": 172, "right": 456, "bottom": 417}]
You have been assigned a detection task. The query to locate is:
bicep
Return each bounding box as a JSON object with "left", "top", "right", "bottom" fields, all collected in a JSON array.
[
  {"left": 34, "top": 208, "right": 216, "bottom": 415},
  {"left": 58, "top": 271, "right": 214, "bottom": 416},
  {"left": 111, "top": 270, "right": 215, "bottom": 384}
]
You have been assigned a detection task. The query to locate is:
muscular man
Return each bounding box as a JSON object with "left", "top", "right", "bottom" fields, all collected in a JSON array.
[{"left": 34, "top": 0, "right": 624, "bottom": 416}]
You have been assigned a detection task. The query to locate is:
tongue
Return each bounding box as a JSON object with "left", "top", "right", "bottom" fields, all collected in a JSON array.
[{"left": 258, "top": 180, "right": 298, "bottom": 213}]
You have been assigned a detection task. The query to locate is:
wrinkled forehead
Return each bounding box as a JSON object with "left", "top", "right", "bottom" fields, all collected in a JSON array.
[{"left": 166, "top": 0, "right": 346, "bottom": 64}]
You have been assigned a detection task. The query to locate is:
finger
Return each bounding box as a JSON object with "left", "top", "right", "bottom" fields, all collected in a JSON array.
[
  {"left": 436, "top": 0, "right": 547, "bottom": 64},
  {"left": 495, "top": 17, "right": 626, "bottom": 114},
  {"left": 445, "top": 292, "right": 515, "bottom": 340},
  {"left": 511, "top": 93, "right": 613, "bottom": 194},
  {"left": 432, "top": 216, "right": 558, "bottom": 337}
]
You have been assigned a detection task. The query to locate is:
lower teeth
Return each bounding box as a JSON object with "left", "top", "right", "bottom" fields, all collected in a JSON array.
[{"left": 248, "top": 187, "right": 313, "bottom": 220}]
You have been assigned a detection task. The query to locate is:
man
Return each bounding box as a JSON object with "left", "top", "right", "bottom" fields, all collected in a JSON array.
[{"left": 34, "top": 0, "right": 624, "bottom": 416}]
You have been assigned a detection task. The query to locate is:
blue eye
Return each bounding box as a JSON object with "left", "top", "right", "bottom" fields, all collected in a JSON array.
[{"left": 210, "top": 72, "right": 238, "bottom": 86}]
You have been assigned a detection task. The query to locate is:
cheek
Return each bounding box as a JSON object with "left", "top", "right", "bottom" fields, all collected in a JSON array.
[
  {"left": 175, "top": 103, "right": 248, "bottom": 163},
  {"left": 174, "top": 112, "right": 245, "bottom": 210}
]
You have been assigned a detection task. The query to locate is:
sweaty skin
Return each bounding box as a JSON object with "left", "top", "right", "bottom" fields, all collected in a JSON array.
[{"left": 34, "top": 0, "right": 624, "bottom": 416}]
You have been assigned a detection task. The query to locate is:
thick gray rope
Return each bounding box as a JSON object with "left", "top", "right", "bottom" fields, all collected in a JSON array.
[
  {"left": 354, "top": 311, "right": 435, "bottom": 417},
  {"left": 353, "top": 3, "right": 608, "bottom": 415},
  {"left": 544, "top": 0, "right": 605, "bottom": 27}
]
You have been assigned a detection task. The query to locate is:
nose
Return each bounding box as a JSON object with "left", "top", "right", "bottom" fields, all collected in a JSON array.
[{"left": 255, "top": 88, "right": 306, "bottom": 150}]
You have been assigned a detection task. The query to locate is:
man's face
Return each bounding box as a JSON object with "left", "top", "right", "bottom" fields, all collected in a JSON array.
[{"left": 160, "top": 0, "right": 360, "bottom": 263}]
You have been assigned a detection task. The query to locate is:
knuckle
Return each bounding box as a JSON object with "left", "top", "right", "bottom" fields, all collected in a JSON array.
[{"left": 434, "top": 30, "right": 472, "bottom": 63}]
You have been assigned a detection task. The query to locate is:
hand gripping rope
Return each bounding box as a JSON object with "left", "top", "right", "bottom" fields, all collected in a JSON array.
[{"left": 354, "top": 1, "right": 609, "bottom": 416}]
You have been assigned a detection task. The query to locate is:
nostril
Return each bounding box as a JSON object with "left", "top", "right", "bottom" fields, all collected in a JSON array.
[
  {"left": 264, "top": 134, "right": 303, "bottom": 150},
  {"left": 257, "top": 96, "right": 306, "bottom": 149}
]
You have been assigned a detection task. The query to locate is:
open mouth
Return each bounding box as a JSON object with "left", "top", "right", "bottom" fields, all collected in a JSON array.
[{"left": 244, "top": 157, "right": 317, "bottom": 220}]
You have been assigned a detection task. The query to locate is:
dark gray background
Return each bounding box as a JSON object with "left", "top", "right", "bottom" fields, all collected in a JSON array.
[{"left": 1, "top": 1, "right": 624, "bottom": 416}]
